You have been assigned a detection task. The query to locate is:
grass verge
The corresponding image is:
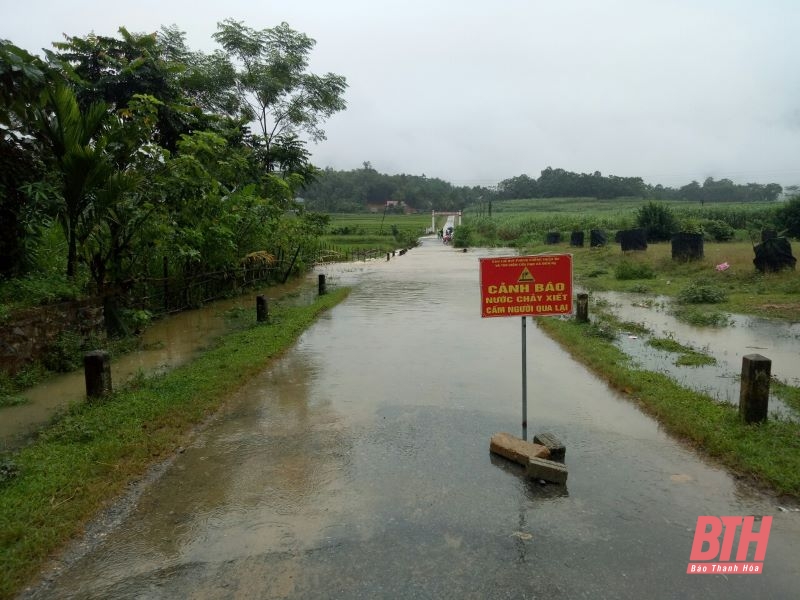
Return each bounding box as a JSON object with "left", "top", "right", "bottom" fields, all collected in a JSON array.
[
  {"left": 536, "top": 316, "right": 800, "bottom": 499},
  {"left": 0, "top": 287, "right": 350, "bottom": 599}
]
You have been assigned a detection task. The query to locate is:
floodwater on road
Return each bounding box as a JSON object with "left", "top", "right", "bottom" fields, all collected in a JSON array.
[
  {"left": 24, "top": 238, "right": 800, "bottom": 599},
  {"left": 0, "top": 278, "right": 309, "bottom": 450}
]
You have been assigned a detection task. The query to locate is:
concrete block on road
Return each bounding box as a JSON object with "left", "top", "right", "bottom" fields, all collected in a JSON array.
[
  {"left": 526, "top": 456, "right": 568, "bottom": 485},
  {"left": 490, "top": 432, "right": 550, "bottom": 466},
  {"left": 533, "top": 432, "right": 566, "bottom": 460}
]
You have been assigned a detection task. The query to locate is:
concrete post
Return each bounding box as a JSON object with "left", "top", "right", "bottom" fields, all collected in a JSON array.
[
  {"left": 387, "top": 252, "right": 391, "bottom": 261},
  {"left": 318, "top": 274, "right": 327, "bottom": 296},
  {"left": 739, "top": 354, "right": 771, "bottom": 423},
  {"left": 84, "top": 350, "right": 112, "bottom": 399},
  {"left": 256, "top": 295, "right": 268, "bottom": 323},
  {"left": 576, "top": 293, "right": 589, "bottom": 323}
]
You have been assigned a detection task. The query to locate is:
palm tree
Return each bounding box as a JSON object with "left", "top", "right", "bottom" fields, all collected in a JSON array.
[{"left": 33, "top": 84, "right": 112, "bottom": 278}]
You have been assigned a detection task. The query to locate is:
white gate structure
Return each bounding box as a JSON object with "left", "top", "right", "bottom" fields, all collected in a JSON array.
[{"left": 430, "top": 210, "right": 462, "bottom": 233}]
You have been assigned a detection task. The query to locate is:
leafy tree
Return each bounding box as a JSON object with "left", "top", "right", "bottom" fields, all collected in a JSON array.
[
  {"left": 32, "top": 84, "right": 113, "bottom": 278},
  {"left": 0, "top": 41, "right": 53, "bottom": 277},
  {"left": 498, "top": 174, "right": 537, "bottom": 199},
  {"left": 211, "top": 19, "right": 347, "bottom": 171},
  {"left": 47, "top": 28, "right": 197, "bottom": 152},
  {"left": 82, "top": 94, "right": 165, "bottom": 296}
]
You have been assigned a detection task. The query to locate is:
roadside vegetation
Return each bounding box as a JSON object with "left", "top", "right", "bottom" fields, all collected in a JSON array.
[{"left": 0, "top": 287, "right": 349, "bottom": 599}]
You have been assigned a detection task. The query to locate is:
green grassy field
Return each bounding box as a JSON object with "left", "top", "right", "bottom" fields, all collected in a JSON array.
[
  {"left": 318, "top": 212, "right": 442, "bottom": 254},
  {"left": 460, "top": 197, "right": 778, "bottom": 245}
]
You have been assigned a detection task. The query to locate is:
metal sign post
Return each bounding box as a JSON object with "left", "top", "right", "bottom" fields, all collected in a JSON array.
[
  {"left": 521, "top": 316, "right": 527, "bottom": 440},
  {"left": 479, "top": 254, "right": 573, "bottom": 441}
]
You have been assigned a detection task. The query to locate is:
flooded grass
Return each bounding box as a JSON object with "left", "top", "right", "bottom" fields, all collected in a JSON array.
[
  {"left": 647, "top": 336, "right": 717, "bottom": 366},
  {"left": 0, "top": 365, "right": 47, "bottom": 409},
  {"left": 771, "top": 378, "right": 800, "bottom": 413},
  {"left": 537, "top": 316, "right": 800, "bottom": 499},
  {"left": 671, "top": 305, "right": 733, "bottom": 327},
  {"left": 0, "top": 395, "right": 28, "bottom": 408},
  {"left": 0, "top": 287, "right": 350, "bottom": 600}
]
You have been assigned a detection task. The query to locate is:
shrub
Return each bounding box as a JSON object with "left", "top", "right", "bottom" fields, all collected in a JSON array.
[
  {"left": 636, "top": 202, "right": 679, "bottom": 241},
  {"left": 615, "top": 260, "right": 655, "bottom": 280},
  {"left": 679, "top": 219, "right": 704, "bottom": 235},
  {"left": 452, "top": 224, "right": 476, "bottom": 247},
  {"left": 775, "top": 196, "right": 800, "bottom": 238},
  {"left": 677, "top": 282, "right": 728, "bottom": 304},
  {"left": 702, "top": 219, "right": 735, "bottom": 242},
  {"left": 672, "top": 306, "right": 731, "bottom": 327},
  {"left": 42, "top": 331, "right": 84, "bottom": 373}
]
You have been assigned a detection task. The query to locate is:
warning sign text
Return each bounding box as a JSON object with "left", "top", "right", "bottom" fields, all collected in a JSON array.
[{"left": 479, "top": 255, "right": 573, "bottom": 318}]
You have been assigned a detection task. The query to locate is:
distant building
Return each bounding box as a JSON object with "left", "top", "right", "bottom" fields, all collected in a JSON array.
[{"left": 366, "top": 200, "right": 415, "bottom": 213}]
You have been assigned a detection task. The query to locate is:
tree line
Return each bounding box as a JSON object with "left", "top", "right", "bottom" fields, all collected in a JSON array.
[
  {"left": 496, "top": 168, "right": 783, "bottom": 203},
  {"left": 1, "top": 20, "right": 347, "bottom": 323},
  {"left": 302, "top": 165, "right": 784, "bottom": 214},
  {"left": 301, "top": 162, "right": 485, "bottom": 213}
]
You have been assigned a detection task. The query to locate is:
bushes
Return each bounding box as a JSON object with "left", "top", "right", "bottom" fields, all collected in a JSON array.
[
  {"left": 677, "top": 282, "right": 728, "bottom": 304},
  {"left": 775, "top": 196, "right": 800, "bottom": 238},
  {"left": 636, "top": 202, "right": 680, "bottom": 242},
  {"left": 702, "top": 219, "right": 735, "bottom": 242},
  {"left": 41, "top": 331, "right": 85, "bottom": 373},
  {"left": 452, "top": 224, "right": 475, "bottom": 247}
]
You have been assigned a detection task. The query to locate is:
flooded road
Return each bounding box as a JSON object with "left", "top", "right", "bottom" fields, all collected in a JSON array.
[{"left": 26, "top": 238, "right": 800, "bottom": 599}]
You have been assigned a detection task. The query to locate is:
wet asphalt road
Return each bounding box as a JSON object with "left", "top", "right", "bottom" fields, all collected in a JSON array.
[{"left": 25, "top": 238, "right": 800, "bottom": 599}]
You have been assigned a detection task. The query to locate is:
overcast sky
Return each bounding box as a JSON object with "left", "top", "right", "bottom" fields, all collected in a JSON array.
[{"left": 3, "top": 0, "right": 800, "bottom": 188}]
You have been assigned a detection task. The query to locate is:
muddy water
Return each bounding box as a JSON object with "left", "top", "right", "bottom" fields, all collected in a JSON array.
[
  {"left": 1, "top": 278, "right": 309, "bottom": 450},
  {"left": 25, "top": 238, "right": 800, "bottom": 599},
  {"left": 597, "top": 291, "right": 800, "bottom": 415}
]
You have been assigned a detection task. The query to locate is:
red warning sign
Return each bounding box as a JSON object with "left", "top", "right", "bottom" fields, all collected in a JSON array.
[{"left": 479, "top": 254, "right": 573, "bottom": 318}]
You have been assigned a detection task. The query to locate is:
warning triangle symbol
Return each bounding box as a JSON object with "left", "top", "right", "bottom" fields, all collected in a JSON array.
[{"left": 518, "top": 268, "right": 535, "bottom": 282}]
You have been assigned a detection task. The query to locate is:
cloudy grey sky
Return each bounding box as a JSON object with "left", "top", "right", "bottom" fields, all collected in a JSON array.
[{"left": 3, "top": 0, "right": 800, "bottom": 188}]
